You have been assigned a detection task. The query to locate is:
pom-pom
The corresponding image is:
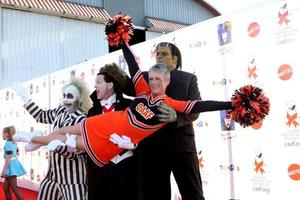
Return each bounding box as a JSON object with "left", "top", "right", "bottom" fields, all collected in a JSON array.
[
  {"left": 105, "top": 13, "right": 134, "bottom": 46},
  {"left": 230, "top": 85, "right": 270, "bottom": 127}
]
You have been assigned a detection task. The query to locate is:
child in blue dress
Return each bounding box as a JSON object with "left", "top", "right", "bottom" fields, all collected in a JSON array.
[{"left": 1, "top": 126, "right": 26, "bottom": 200}]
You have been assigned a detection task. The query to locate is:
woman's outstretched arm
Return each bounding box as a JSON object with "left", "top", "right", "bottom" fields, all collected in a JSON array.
[{"left": 163, "top": 98, "right": 232, "bottom": 114}]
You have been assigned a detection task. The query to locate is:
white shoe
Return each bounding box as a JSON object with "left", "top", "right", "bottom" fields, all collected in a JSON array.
[
  {"left": 24, "top": 142, "right": 43, "bottom": 152},
  {"left": 65, "top": 133, "right": 77, "bottom": 152},
  {"left": 47, "top": 140, "right": 65, "bottom": 151},
  {"left": 13, "top": 130, "right": 43, "bottom": 142}
]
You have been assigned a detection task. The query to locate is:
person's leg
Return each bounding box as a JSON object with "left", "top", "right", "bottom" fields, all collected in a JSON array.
[
  {"left": 37, "top": 178, "right": 63, "bottom": 200},
  {"left": 110, "top": 155, "right": 139, "bottom": 200},
  {"left": 8, "top": 176, "right": 23, "bottom": 200},
  {"left": 172, "top": 152, "right": 205, "bottom": 200},
  {"left": 87, "top": 156, "right": 105, "bottom": 200},
  {"left": 31, "top": 133, "right": 85, "bottom": 151},
  {"left": 75, "top": 135, "right": 85, "bottom": 150},
  {"left": 52, "top": 122, "right": 82, "bottom": 135},
  {"left": 58, "top": 183, "right": 87, "bottom": 200},
  {"left": 139, "top": 145, "right": 172, "bottom": 200},
  {"left": 14, "top": 123, "right": 82, "bottom": 145},
  {"left": 32, "top": 133, "right": 67, "bottom": 146},
  {"left": 3, "top": 177, "right": 12, "bottom": 200},
  {"left": 32, "top": 123, "right": 81, "bottom": 145}
]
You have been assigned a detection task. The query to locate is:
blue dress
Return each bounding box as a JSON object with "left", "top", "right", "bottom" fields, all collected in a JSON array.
[{"left": 3, "top": 141, "right": 26, "bottom": 177}]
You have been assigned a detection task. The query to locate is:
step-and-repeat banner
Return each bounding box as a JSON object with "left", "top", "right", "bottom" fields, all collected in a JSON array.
[{"left": 0, "top": 0, "right": 299, "bottom": 199}]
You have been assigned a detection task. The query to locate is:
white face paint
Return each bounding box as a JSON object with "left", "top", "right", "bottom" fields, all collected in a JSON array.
[{"left": 62, "top": 85, "right": 80, "bottom": 113}]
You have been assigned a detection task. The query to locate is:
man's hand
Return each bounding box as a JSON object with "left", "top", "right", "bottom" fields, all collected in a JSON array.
[
  {"left": 157, "top": 104, "right": 177, "bottom": 122},
  {"left": 12, "top": 82, "right": 30, "bottom": 103},
  {"left": 109, "top": 133, "right": 135, "bottom": 150}
]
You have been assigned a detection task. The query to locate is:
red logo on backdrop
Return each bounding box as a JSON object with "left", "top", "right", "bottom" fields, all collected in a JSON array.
[
  {"left": 91, "top": 68, "right": 95, "bottom": 75},
  {"left": 248, "top": 22, "right": 260, "bottom": 37},
  {"left": 286, "top": 101, "right": 299, "bottom": 128},
  {"left": 278, "top": 64, "right": 292, "bottom": 80},
  {"left": 278, "top": 1, "right": 290, "bottom": 26},
  {"left": 150, "top": 44, "right": 157, "bottom": 59},
  {"left": 248, "top": 56, "right": 258, "bottom": 80},
  {"left": 198, "top": 151, "right": 204, "bottom": 169},
  {"left": 287, "top": 113, "right": 299, "bottom": 128},
  {"left": 251, "top": 121, "right": 263, "bottom": 129},
  {"left": 136, "top": 56, "right": 141, "bottom": 65},
  {"left": 288, "top": 164, "right": 300, "bottom": 181},
  {"left": 278, "top": 11, "right": 289, "bottom": 25},
  {"left": 80, "top": 72, "right": 85, "bottom": 80}
]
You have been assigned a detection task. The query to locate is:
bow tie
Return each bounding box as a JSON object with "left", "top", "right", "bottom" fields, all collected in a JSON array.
[
  {"left": 101, "top": 100, "right": 113, "bottom": 107},
  {"left": 102, "top": 104, "right": 116, "bottom": 113},
  {"left": 100, "top": 94, "right": 117, "bottom": 108}
]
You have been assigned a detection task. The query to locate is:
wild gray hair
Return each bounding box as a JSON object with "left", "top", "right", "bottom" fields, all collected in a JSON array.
[
  {"left": 149, "top": 63, "right": 170, "bottom": 80},
  {"left": 62, "top": 78, "right": 92, "bottom": 114}
]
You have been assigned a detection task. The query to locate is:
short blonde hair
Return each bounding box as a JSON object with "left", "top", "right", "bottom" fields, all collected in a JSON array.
[
  {"left": 2, "top": 126, "right": 16, "bottom": 141},
  {"left": 149, "top": 63, "right": 170, "bottom": 80}
]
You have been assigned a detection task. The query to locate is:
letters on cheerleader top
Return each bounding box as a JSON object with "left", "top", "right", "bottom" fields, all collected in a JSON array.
[{"left": 135, "top": 103, "right": 155, "bottom": 120}]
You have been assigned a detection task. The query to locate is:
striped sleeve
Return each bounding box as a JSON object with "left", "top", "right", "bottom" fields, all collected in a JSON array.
[
  {"left": 55, "top": 146, "right": 86, "bottom": 160},
  {"left": 24, "top": 100, "right": 61, "bottom": 124},
  {"left": 164, "top": 97, "right": 232, "bottom": 114},
  {"left": 54, "top": 112, "right": 86, "bottom": 159}
]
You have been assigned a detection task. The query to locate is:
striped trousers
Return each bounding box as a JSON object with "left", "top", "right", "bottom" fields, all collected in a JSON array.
[{"left": 37, "top": 178, "right": 87, "bottom": 200}]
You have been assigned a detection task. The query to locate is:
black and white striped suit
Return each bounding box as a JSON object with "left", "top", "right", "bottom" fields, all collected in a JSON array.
[{"left": 24, "top": 100, "right": 87, "bottom": 200}]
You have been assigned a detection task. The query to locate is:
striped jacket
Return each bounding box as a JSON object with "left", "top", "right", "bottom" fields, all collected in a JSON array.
[{"left": 24, "top": 100, "right": 87, "bottom": 184}]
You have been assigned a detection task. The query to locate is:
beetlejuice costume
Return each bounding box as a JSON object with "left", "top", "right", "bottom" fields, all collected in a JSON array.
[{"left": 14, "top": 80, "right": 90, "bottom": 200}]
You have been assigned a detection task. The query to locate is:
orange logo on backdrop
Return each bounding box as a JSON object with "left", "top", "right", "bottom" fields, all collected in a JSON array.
[
  {"left": 287, "top": 113, "right": 299, "bottom": 128},
  {"left": 278, "top": 64, "right": 293, "bottom": 80},
  {"left": 288, "top": 164, "right": 300, "bottom": 181},
  {"left": 255, "top": 160, "right": 265, "bottom": 175}
]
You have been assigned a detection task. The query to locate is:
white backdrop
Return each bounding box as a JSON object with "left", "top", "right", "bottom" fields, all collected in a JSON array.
[{"left": 0, "top": 0, "right": 300, "bottom": 199}]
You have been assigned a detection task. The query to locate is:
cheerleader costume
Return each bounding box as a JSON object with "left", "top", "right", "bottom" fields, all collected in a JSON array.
[
  {"left": 81, "top": 43, "right": 232, "bottom": 168},
  {"left": 3, "top": 141, "right": 26, "bottom": 177}
]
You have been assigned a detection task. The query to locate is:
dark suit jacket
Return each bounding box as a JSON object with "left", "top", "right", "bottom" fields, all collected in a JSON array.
[
  {"left": 87, "top": 90, "right": 132, "bottom": 117},
  {"left": 141, "top": 69, "right": 201, "bottom": 152},
  {"left": 87, "top": 90, "right": 133, "bottom": 200}
]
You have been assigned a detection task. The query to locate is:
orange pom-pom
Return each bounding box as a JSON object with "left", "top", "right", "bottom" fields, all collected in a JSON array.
[{"left": 105, "top": 13, "right": 134, "bottom": 46}]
